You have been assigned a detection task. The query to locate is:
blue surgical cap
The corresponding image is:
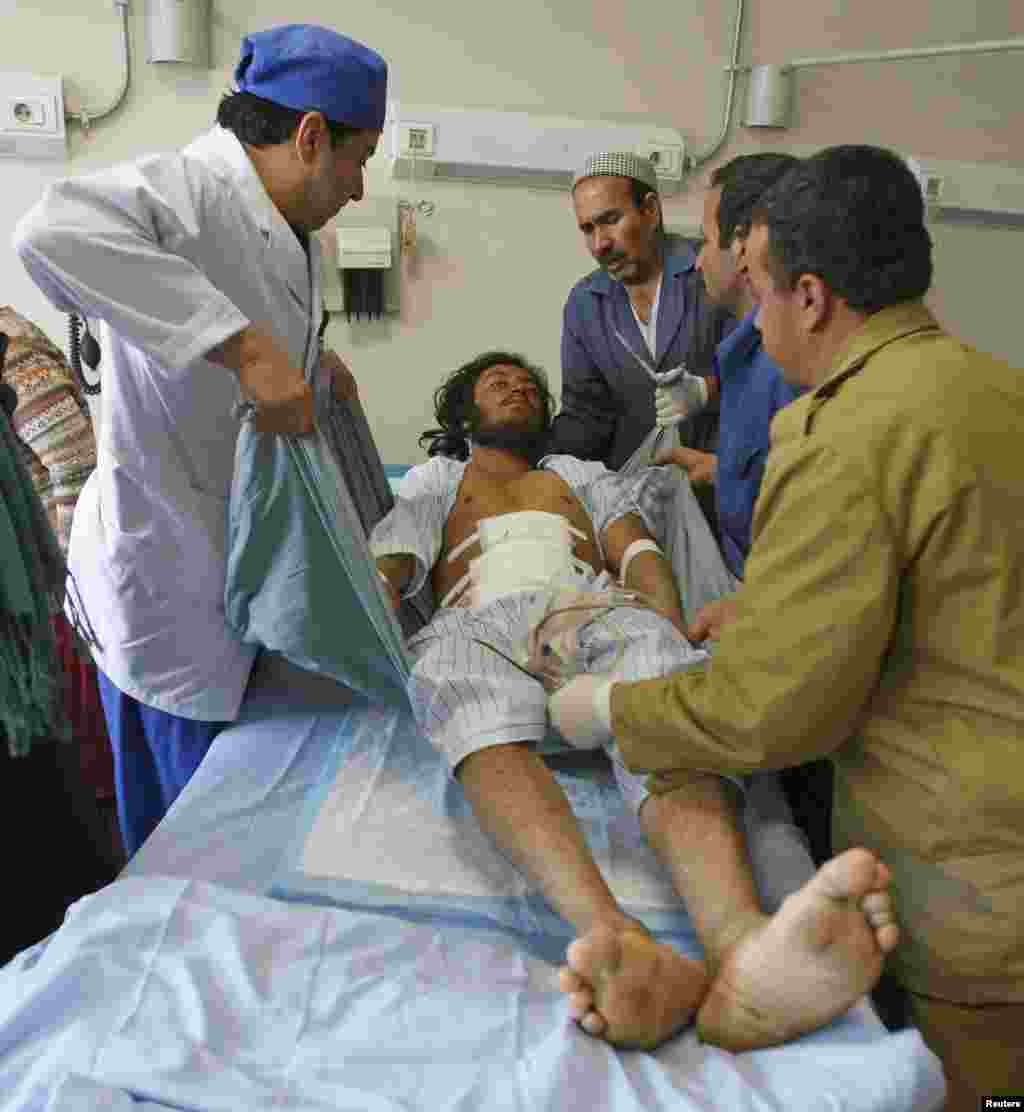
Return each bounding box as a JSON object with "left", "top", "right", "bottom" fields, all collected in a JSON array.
[{"left": 234, "top": 24, "right": 387, "bottom": 131}]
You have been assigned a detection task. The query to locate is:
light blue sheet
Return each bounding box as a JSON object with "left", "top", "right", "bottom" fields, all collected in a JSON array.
[
  {"left": 271, "top": 692, "right": 817, "bottom": 944},
  {"left": 0, "top": 873, "right": 943, "bottom": 1112},
  {"left": 0, "top": 403, "right": 946, "bottom": 1111},
  {"left": 0, "top": 661, "right": 945, "bottom": 1111}
]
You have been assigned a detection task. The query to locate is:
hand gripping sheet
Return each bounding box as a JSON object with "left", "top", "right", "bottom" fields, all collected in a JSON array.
[{"left": 224, "top": 361, "right": 425, "bottom": 707}]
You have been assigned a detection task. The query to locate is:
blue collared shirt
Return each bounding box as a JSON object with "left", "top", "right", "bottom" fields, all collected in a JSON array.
[
  {"left": 715, "top": 309, "right": 801, "bottom": 578},
  {"left": 549, "top": 237, "right": 731, "bottom": 471}
]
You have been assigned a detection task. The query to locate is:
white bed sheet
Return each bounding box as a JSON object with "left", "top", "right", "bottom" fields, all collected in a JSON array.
[{"left": 0, "top": 659, "right": 946, "bottom": 1111}]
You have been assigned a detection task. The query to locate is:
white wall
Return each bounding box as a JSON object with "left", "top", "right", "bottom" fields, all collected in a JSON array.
[{"left": 2, "top": 0, "right": 1022, "bottom": 463}]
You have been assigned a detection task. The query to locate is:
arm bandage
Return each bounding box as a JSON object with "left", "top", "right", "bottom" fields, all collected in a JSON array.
[{"left": 618, "top": 538, "right": 663, "bottom": 585}]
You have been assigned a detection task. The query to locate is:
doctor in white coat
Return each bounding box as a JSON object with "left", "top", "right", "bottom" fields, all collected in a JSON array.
[{"left": 14, "top": 23, "right": 387, "bottom": 856}]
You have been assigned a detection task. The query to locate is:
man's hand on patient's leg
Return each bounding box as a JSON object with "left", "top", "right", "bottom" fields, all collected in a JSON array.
[{"left": 548, "top": 675, "right": 614, "bottom": 749}]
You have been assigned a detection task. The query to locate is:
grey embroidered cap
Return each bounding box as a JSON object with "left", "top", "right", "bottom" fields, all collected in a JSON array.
[{"left": 572, "top": 151, "right": 659, "bottom": 191}]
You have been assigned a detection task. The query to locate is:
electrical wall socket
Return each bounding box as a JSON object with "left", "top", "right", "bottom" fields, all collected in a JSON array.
[
  {"left": 636, "top": 142, "right": 686, "bottom": 181},
  {"left": 0, "top": 71, "right": 66, "bottom": 159},
  {"left": 397, "top": 122, "right": 436, "bottom": 158}
]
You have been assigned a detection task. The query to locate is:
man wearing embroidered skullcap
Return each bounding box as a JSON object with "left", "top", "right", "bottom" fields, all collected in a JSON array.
[
  {"left": 548, "top": 151, "right": 733, "bottom": 534},
  {"left": 14, "top": 24, "right": 387, "bottom": 857}
]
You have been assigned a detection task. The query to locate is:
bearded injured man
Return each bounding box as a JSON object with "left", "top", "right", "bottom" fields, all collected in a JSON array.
[{"left": 371, "top": 351, "right": 898, "bottom": 1053}]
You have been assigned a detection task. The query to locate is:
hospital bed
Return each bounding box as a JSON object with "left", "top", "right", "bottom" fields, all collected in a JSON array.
[{"left": 0, "top": 402, "right": 945, "bottom": 1110}]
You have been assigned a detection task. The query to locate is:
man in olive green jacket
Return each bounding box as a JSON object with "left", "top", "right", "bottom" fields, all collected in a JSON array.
[{"left": 550, "top": 145, "right": 1024, "bottom": 1109}]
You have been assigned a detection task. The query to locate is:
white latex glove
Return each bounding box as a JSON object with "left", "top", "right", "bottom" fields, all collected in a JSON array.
[
  {"left": 654, "top": 371, "right": 709, "bottom": 428},
  {"left": 548, "top": 674, "right": 615, "bottom": 749}
]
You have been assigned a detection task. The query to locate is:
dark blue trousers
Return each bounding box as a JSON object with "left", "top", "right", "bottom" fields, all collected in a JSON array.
[{"left": 96, "top": 671, "right": 227, "bottom": 858}]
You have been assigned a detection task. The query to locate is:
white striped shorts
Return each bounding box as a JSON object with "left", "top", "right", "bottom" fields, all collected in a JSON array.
[{"left": 406, "top": 589, "right": 709, "bottom": 813}]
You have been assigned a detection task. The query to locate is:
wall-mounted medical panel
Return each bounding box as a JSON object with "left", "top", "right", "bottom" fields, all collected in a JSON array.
[{"left": 387, "top": 102, "right": 688, "bottom": 192}]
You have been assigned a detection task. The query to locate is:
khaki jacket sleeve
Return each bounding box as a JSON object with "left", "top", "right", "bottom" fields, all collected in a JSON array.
[{"left": 611, "top": 439, "right": 900, "bottom": 785}]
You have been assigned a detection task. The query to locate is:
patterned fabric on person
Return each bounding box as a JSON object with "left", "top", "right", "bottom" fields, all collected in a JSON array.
[
  {"left": 0, "top": 392, "right": 67, "bottom": 755},
  {"left": 0, "top": 307, "right": 97, "bottom": 554},
  {"left": 0, "top": 309, "right": 110, "bottom": 796}
]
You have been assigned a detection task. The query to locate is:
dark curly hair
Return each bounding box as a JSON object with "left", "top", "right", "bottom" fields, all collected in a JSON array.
[
  {"left": 751, "top": 145, "right": 933, "bottom": 313},
  {"left": 418, "top": 351, "right": 555, "bottom": 461}
]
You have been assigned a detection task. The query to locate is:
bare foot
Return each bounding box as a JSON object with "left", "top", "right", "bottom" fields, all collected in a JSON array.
[
  {"left": 697, "top": 847, "right": 900, "bottom": 1052},
  {"left": 558, "top": 927, "right": 710, "bottom": 1050}
]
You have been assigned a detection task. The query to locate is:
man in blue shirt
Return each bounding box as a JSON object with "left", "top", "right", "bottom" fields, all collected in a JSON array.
[
  {"left": 656, "top": 154, "right": 801, "bottom": 579},
  {"left": 656, "top": 155, "right": 833, "bottom": 871},
  {"left": 548, "top": 152, "right": 732, "bottom": 533}
]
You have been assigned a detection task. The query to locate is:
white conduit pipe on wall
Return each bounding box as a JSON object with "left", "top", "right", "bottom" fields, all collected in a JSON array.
[
  {"left": 691, "top": 0, "right": 746, "bottom": 167},
  {"left": 781, "top": 37, "right": 1024, "bottom": 71},
  {"left": 734, "top": 35, "right": 1024, "bottom": 128},
  {"left": 67, "top": 0, "right": 132, "bottom": 128}
]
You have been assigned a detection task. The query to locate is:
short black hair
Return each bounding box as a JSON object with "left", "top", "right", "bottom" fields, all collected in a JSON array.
[
  {"left": 419, "top": 351, "right": 555, "bottom": 461},
  {"left": 710, "top": 153, "right": 800, "bottom": 248},
  {"left": 216, "top": 90, "right": 360, "bottom": 148},
  {"left": 751, "top": 145, "right": 933, "bottom": 313}
]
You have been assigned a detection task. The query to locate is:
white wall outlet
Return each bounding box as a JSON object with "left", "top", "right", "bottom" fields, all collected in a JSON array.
[
  {"left": 0, "top": 72, "right": 66, "bottom": 159},
  {"left": 636, "top": 142, "right": 686, "bottom": 181},
  {"left": 397, "top": 122, "right": 436, "bottom": 158},
  {"left": 8, "top": 96, "right": 52, "bottom": 129}
]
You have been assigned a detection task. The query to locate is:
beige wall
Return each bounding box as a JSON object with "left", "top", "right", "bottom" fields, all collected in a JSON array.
[{"left": 2, "top": 0, "right": 1022, "bottom": 463}]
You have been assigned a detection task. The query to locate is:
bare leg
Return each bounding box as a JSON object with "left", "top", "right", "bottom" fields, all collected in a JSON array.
[
  {"left": 458, "top": 742, "right": 631, "bottom": 931},
  {"left": 645, "top": 781, "right": 901, "bottom": 1050},
  {"left": 640, "top": 776, "right": 763, "bottom": 970},
  {"left": 561, "top": 773, "right": 899, "bottom": 1051},
  {"left": 458, "top": 743, "right": 709, "bottom": 1043},
  {"left": 559, "top": 774, "right": 754, "bottom": 1047}
]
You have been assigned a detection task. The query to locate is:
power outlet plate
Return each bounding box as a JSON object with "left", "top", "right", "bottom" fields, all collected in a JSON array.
[
  {"left": 0, "top": 71, "right": 66, "bottom": 159},
  {"left": 636, "top": 141, "right": 686, "bottom": 180},
  {"left": 8, "top": 96, "right": 52, "bottom": 129},
  {"left": 397, "top": 122, "right": 436, "bottom": 158}
]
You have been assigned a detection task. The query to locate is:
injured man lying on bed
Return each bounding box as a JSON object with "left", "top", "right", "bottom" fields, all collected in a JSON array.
[{"left": 370, "top": 350, "right": 899, "bottom": 1055}]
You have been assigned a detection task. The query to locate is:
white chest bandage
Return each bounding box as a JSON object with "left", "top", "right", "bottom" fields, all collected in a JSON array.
[
  {"left": 618, "top": 538, "right": 663, "bottom": 585},
  {"left": 440, "top": 510, "right": 593, "bottom": 608}
]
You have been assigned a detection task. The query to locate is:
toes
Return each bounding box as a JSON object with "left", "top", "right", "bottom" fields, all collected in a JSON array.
[
  {"left": 564, "top": 937, "right": 589, "bottom": 970},
  {"left": 558, "top": 966, "right": 584, "bottom": 993},
  {"left": 816, "top": 848, "right": 888, "bottom": 906},
  {"left": 568, "top": 989, "right": 594, "bottom": 1017},
  {"left": 860, "top": 890, "right": 894, "bottom": 926},
  {"left": 579, "top": 1009, "right": 607, "bottom": 1037},
  {"left": 559, "top": 963, "right": 597, "bottom": 1018},
  {"left": 566, "top": 925, "right": 621, "bottom": 979},
  {"left": 837, "top": 847, "right": 880, "bottom": 896},
  {"left": 876, "top": 921, "right": 900, "bottom": 953},
  {"left": 861, "top": 889, "right": 900, "bottom": 953}
]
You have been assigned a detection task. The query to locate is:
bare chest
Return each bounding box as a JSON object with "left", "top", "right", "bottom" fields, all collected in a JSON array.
[{"left": 432, "top": 470, "right": 602, "bottom": 602}]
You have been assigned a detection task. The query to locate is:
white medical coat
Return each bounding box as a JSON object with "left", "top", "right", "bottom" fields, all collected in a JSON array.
[{"left": 14, "top": 127, "right": 323, "bottom": 720}]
